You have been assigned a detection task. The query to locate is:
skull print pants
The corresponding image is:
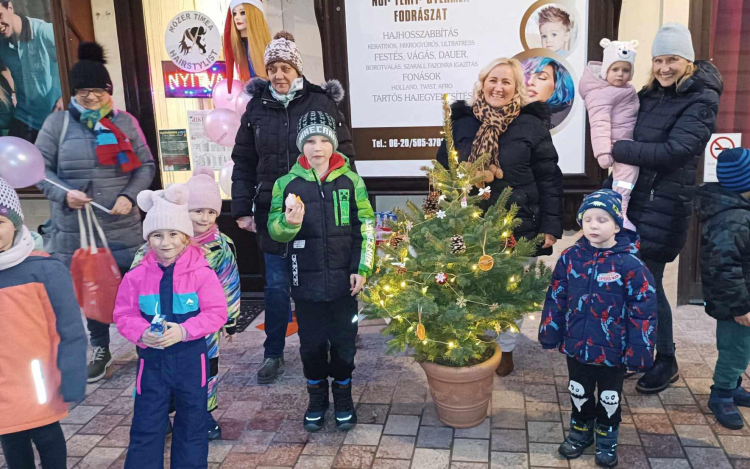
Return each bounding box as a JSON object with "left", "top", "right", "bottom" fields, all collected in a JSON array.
[{"left": 566, "top": 356, "right": 625, "bottom": 427}]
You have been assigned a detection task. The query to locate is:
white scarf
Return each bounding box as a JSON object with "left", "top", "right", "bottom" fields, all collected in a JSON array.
[{"left": 0, "top": 226, "right": 35, "bottom": 271}]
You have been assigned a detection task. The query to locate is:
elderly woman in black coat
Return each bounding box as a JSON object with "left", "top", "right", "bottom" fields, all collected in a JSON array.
[
  {"left": 608, "top": 23, "right": 723, "bottom": 394},
  {"left": 437, "top": 57, "right": 564, "bottom": 377},
  {"left": 231, "top": 32, "right": 355, "bottom": 385}
]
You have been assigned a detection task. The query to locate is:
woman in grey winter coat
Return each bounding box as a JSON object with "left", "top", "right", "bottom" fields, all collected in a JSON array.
[{"left": 36, "top": 43, "right": 155, "bottom": 383}]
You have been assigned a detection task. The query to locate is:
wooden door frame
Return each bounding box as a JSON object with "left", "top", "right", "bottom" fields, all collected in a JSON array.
[
  {"left": 113, "top": 0, "right": 161, "bottom": 191},
  {"left": 676, "top": 0, "right": 714, "bottom": 306},
  {"left": 313, "top": 0, "right": 621, "bottom": 226}
]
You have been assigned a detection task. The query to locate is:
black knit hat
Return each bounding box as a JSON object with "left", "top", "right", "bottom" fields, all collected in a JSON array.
[
  {"left": 69, "top": 42, "right": 113, "bottom": 95},
  {"left": 296, "top": 111, "right": 338, "bottom": 152}
]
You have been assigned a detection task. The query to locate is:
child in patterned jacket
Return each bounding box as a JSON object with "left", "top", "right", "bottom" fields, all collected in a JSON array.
[
  {"left": 131, "top": 167, "right": 241, "bottom": 441},
  {"left": 538, "top": 189, "right": 657, "bottom": 468}
]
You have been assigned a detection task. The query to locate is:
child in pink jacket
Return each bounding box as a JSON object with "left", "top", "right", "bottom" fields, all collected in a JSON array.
[
  {"left": 113, "top": 184, "right": 227, "bottom": 469},
  {"left": 580, "top": 38, "right": 640, "bottom": 231}
]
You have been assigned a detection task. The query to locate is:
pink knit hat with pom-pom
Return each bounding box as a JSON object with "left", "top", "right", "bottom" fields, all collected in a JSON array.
[
  {"left": 186, "top": 166, "right": 222, "bottom": 213},
  {"left": 137, "top": 184, "right": 194, "bottom": 240}
]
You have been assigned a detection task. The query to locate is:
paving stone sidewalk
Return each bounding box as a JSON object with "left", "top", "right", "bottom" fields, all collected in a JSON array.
[
  {"left": 3, "top": 303, "right": 750, "bottom": 469},
  {"left": 2, "top": 230, "right": 750, "bottom": 469}
]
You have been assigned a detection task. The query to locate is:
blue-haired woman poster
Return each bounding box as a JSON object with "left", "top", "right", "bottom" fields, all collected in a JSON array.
[{"left": 523, "top": 56, "right": 575, "bottom": 128}]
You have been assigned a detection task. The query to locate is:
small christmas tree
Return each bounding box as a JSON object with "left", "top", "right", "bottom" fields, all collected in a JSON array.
[{"left": 360, "top": 95, "right": 551, "bottom": 367}]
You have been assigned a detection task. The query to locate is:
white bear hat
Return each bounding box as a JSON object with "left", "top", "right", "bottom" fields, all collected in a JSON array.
[
  {"left": 600, "top": 38, "right": 638, "bottom": 80},
  {"left": 137, "top": 184, "right": 194, "bottom": 240}
]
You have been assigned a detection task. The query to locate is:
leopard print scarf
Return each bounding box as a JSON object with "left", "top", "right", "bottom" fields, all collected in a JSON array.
[{"left": 469, "top": 94, "right": 522, "bottom": 167}]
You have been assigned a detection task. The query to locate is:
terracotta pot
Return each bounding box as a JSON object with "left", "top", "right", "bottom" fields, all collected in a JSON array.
[{"left": 419, "top": 342, "right": 501, "bottom": 428}]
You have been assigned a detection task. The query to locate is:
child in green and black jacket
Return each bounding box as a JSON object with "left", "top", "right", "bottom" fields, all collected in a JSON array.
[
  {"left": 696, "top": 147, "right": 750, "bottom": 431},
  {"left": 268, "top": 110, "right": 375, "bottom": 433}
]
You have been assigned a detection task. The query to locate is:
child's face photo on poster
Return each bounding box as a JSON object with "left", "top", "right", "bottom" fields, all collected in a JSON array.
[{"left": 524, "top": 3, "right": 579, "bottom": 57}]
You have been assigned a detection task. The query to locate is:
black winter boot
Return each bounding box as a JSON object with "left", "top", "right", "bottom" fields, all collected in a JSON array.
[
  {"left": 636, "top": 352, "right": 678, "bottom": 394},
  {"left": 207, "top": 411, "right": 222, "bottom": 440},
  {"left": 733, "top": 377, "right": 750, "bottom": 407},
  {"left": 257, "top": 357, "right": 285, "bottom": 384},
  {"left": 303, "top": 380, "right": 329, "bottom": 432},
  {"left": 558, "top": 418, "right": 595, "bottom": 459},
  {"left": 710, "top": 385, "right": 744, "bottom": 430},
  {"left": 332, "top": 380, "right": 357, "bottom": 431},
  {"left": 595, "top": 424, "right": 619, "bottom": 467}
]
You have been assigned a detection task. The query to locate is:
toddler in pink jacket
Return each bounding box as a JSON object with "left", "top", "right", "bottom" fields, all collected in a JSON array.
[
  {"left": 113, "top": 184, "right": 227, "bottom": 469},
  {"left": 580, "top": 38, "right": 640, "bottom": 231}
]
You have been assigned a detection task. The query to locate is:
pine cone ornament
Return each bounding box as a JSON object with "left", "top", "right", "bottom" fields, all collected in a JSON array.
[
  {"left": 422, "top": 191, "right": 441, "bottom": 216},
  {"left": 389, "top": 233, "right": 406, "bottom": 249},
  {"left": 395, "top": 266, "right": 407, "bottom": 276},
  {"left": 450, "top": 235, "right": 466, "bottom": 254}
]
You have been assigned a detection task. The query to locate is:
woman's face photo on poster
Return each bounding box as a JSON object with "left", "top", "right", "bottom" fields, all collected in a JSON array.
[
  {"left": 523, "top": 3, "right": 579, "bottom": 57},
  {"left": 520, "top": 54, "right": 575, "bottom": 130}
]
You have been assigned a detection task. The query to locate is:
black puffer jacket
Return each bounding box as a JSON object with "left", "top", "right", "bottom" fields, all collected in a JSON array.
[
  {"left": 267, "top": 153, "right": 375, "bottom": 302},
  {"left": 695, "top": 184, "right": 750, "bottom": 321},
  {"left": 231, "top": 77, "right": 355, "bottom": 256},
  {"left": 609, "top": 61, "right": 723, "bottom": 263},
  {"left": 436, "top": 100, "right": 564, "bottom": 256}
]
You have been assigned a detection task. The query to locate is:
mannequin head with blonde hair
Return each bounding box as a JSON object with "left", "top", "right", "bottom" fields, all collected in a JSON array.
[{"left": 225, "top": 2, "right": 271, "bottom": 84}]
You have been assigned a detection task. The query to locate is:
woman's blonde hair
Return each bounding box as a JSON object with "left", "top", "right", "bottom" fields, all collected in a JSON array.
[
  {"left": 645, "top": 59, "right": 696, "bottom": 91},
  {"left": 230, "top": 5, "right": 271, "bottom": 81},
  {"left": 471, "top": 57, "right": 529, "bottom": 106}
]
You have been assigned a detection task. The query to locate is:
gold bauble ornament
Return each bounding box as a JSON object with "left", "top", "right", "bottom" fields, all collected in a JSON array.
[
  {"left": 478, "top": 254, "right": 494, "bottom": 272},
  {"left": 416, "top": 323, "right": 426, "bottom": 341}
]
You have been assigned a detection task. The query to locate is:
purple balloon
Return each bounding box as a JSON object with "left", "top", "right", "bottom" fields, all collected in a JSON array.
[
  {"left": 204, "top": 108, "right": 241, "bottom": 147},
  {"left": 0, "top": 136, "right": 46, "bottom": 188},
  {"left": 212, "top": 79, "right": 244, "bottom": 110},
  {"left": 234, "top": 90, "right": 252, "bottom": 116}
]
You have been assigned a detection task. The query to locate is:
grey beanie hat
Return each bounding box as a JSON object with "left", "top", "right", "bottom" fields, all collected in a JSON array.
[{"left": 652, "top": 23, "right": 695, "bottom": 61}]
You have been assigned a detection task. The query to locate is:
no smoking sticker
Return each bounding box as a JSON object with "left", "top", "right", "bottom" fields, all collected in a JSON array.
[
  {"left": 710, "top": 136, "right": 736, "bottom": 159},
  {"left": 705, "top": 133, "right": 742, "bottom": 183}
]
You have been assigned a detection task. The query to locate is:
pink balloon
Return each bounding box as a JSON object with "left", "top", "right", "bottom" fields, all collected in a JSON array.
[
  {"left": 204, "top": 109, "right": 241, "bottom": 147},
  {"left": 234, "top": 91, "right": 252, "bottom": 116},
  {"left": 218, "top": 160, "right": 234, "bottom": 196},
  {"left": 212, "top": 79, "right": 244, "bottom": 110},
  {"left": 0, "top": 136, "right": 46, "bottom": 188}
]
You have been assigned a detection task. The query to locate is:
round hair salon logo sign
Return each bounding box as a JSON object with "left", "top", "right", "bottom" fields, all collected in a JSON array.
[{"left": 164, "top": 11, "right": 221, "bottom": 72}]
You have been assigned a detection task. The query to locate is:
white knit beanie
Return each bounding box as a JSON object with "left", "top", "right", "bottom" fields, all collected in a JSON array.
[
  {"left": 229, "top": 0, "right": 264, "bottom": 13},
  {"left": 186, "top": 166, "right": 222, "bottom": 213},
  {"left": 137, "top": 185, "right": 194, "bottom": 240},
  {"left": 652, "top": 23, "right": 695, "bottom": 61},
  {"left": 600, "top": 38, "right": 638, "bottom": 80},
  {"left": 0, "top": 177, "right": 23, "bottom": 230},
  {"left": 264, "top": 31, "right": 303, "bottom": 75}
]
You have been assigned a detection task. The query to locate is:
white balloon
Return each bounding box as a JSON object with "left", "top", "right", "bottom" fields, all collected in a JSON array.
[
  {"left": 234, "top": 91, "right": 252, "bottom": 116},
  {"left": 219, "top": 160, "right": 234, "bottom": 197}
]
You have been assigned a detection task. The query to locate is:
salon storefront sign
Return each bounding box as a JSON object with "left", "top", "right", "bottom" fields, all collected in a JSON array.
[
  {"left": 164, "top": 10, "right": 221, "bottom": 72},
  {"left": 345, "top": 0, "right": 588, "bottom": 177}
]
